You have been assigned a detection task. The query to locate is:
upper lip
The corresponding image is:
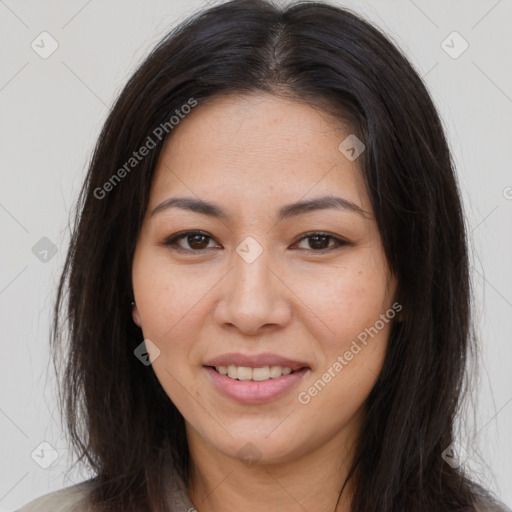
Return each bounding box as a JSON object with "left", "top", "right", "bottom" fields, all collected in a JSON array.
[{"left": 204, "top": 353, "right": 309, "bottom": 371}]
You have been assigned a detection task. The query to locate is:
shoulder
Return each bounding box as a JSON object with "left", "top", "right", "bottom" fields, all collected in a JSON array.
[
  {"left": 13, "top": 473, "right": 195, "bottom": 512},
  {"left": 15, "top": 480, "right": 95, "bottom": 512},
  {"left": 473, "top": 489, "right": 511, "bottom": 512}
]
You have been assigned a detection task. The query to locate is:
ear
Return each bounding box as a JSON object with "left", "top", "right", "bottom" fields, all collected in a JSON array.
[{"left": 132, "top": 302, "right": 142, "bottom": 327}]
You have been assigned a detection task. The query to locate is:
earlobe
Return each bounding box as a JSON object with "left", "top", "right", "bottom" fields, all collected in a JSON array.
[{"left": 132, "top": 301, "right": 142, "bottom": 327}]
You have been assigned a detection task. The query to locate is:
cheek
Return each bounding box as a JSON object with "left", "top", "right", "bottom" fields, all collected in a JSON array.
[
  {"left": 132, "top": 249, "right": 212, "bottom": 339},
  {"left": 294, "top": 250, "right": 393, "bottom": 408},
  {"left": 132, "top": 251, "right": 205, "bottom": 410},
  {"left": 295, "top": 255, "right": 392, "bottom": 346},
  {"left": 296, "top": 300, "right": 392, "bottom": 430}
]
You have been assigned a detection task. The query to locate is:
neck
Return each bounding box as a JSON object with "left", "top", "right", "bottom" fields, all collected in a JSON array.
[{"left": 186, "top": 424, "right": 358, "bottom": 512}]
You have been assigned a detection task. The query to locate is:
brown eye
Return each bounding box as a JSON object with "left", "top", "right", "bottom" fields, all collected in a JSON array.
[
  {"left": 187, "top": 234, "right": 210, "bottom": 250},
  {"left": 163, "top": 231, "right": 219, "bottom": 252},
  {"left": 306, "top": 234, "right": 331, "bottom": 250},
  {"left": 294, "top": 232, "right": 348, "bottom": 252}
]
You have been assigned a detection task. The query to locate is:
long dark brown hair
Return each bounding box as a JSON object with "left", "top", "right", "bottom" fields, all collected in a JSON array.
[{"left": 52, "top": 1, "right": 484, "bottom": 510}]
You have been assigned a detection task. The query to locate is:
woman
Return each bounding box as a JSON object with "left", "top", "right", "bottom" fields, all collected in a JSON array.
[{"left": 16, "top": 0, "right": 510, "bottom": 511}]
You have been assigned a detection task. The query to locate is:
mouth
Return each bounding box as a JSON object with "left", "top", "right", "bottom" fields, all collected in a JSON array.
[
  {"left": 203, "top": 362, "right": 310, "bottom": 404},
  {"left": 207, "top": 364, "right": 307, "bottom": 382}
]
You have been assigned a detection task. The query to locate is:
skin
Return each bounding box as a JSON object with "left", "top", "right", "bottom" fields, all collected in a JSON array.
[{"left": 131, "top": 92, "right": 398, "bottom": 512}]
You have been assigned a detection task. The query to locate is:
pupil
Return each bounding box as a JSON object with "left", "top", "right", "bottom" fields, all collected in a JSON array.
[
  {"left": 189, "top": 235, "right": 208, "bottom": 249},
  {"left": 309, "top": 235, "right": 329, "bottom": 250}
]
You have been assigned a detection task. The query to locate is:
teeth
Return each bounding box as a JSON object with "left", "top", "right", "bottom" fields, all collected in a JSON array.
[
  {"left": 253, "top": 367, "right": 270, "bottom": 381},
  {"left": 270, "top": 365, "right": 291, "bottom": 378},
  {"left": 215, "top": 365, "right": 294, "bottom": 381}
]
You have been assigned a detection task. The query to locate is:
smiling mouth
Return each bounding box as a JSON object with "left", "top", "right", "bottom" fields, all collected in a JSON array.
[{"left": 208, "top": 365, "right": 307, "bottom": 381}]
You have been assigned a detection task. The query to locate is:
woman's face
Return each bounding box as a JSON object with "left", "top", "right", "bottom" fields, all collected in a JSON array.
[{"left": 132, "top": 92, "right": 398, "bottom": 466}]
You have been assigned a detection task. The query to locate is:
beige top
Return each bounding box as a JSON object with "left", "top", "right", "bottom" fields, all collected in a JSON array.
[
  {"left": 15, "top": 473, "right": 196, "bottom": 512},
  {"left": 15, "top": 474, "right": 510, "bottom": 512}
]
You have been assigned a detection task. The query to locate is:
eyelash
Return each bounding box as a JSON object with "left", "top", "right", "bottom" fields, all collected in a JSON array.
[{"left": 162, "top": 230, "right": 348, "bottom": 254}]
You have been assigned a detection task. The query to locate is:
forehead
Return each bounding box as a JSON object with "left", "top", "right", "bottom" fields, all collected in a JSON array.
[{"left": 149, "top": 92, "right": 370, "bottom": 212}]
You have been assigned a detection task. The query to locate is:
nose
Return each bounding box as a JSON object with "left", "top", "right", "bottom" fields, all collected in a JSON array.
[{"left": 214, "top": 248, "right": 292, "bottom": 336}]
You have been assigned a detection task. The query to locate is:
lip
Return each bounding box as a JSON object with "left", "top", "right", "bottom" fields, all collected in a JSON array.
[
  {"left": 204, "top": 366, "right": 310, "bottom": 404},
  {"left": 203, "top": 352, "right": 309, "bottom": 371}
]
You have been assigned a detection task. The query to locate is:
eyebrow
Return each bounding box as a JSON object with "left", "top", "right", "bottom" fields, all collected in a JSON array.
[{"left": 151, "top": 195, "right": 368, "bottom": 221}]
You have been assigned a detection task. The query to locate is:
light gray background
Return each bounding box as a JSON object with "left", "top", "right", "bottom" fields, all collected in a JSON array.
[{"left": 1, "top": 0, "right": 511, "bottom": 510}]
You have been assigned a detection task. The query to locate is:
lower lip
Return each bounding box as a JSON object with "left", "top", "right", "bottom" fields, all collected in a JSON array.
[{"left": 204, "top": 367, "right": 309, "bottom": 404}]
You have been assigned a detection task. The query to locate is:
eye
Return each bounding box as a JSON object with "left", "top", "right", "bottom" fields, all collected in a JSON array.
[
  {"left": 162, "top": 230, "right": 220, "bottom": 252},
  {"left": 162, "top": 230, "right": 348, "bottom": 254},
  {"left": 293, "top": 232, "right": 348, "bottom": 252}
]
